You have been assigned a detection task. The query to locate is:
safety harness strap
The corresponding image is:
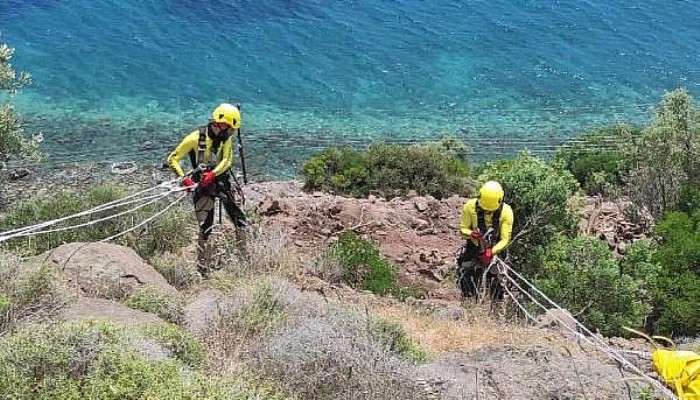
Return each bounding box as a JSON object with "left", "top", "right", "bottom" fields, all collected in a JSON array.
[{"left": 476, "top": 202, "right": 503, "bottom": 242}]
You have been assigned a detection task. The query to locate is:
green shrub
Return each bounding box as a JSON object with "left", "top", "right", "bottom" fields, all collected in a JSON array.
[
  {"left": 121, "top": 287, "right": 184, "bottom": 324},
  {"left": 0, "top": 43, "right": 42, "bottom": 170},
  {"left": 302, "top": 146, "right": 369, "bottom": 197},
  {"left": 149, "top": 251, "right": 200, "bottom": 289},
  {"left": 675, "top": 183, "right": 700, "bottom": 214},
  {"left": 0, "top": 321, "right": 289, "bottom": 400},
  {"left": 477, "top": 152, "right": 579, "bottom": 274},
  {"left": 332, "top": 231, "right": 415, "bottom": 299},
  {"left": 301, "top": 137, "right": 470, "bottom": 199},
  {"left": 370, "top": 319, "right": 430, "bottom": 363},
  {"left": 531, "top": 234, "right": 652, "bottom": 336},
  {"left": 554, "top": 124, "right": 637, "bottom": 196},
  {"left": 125, "top": 205, "right": 193, "bottom": 259},
  {"left": 141, "top": 323, "right": 206, "bottom": 367},
  {"left": 223, "top": 281, "right": 287, "bottom": 335},
  {"left": 652, "top": 272, "right": 700, "bottom": 336},
  {"left": 648, "top": 208, "right": 700, "bottom": 335}
]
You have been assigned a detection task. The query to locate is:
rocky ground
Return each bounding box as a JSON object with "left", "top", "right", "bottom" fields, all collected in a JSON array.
[{"left": 1, "top": 163, "right": 670, "bottom": 399}]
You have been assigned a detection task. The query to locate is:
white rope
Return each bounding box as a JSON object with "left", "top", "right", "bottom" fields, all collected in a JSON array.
[
  {"left": 98, "top": 193, "right": 188, "bottom": 243},
  {"left": 497, "top": 258, "right": 677, "bottom": 399},
  {"left": 0, "top": 191, "right": 171, "bottom": 242},
  {"left": 0, "top": 179, "right": 180, "bottom": 239}
]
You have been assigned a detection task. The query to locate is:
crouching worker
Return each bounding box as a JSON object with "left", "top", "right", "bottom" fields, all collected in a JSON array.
[
  {"left": 457, "top": 181, "right": 514, "bottom": 300},
  {"left": 167, "top": 103, "right": 247, "bottom": 276}
]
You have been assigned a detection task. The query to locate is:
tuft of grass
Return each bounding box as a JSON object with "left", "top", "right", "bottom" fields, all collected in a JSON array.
[
  {"left": 121, "top": 287, "right": 184, "bottom": 324},
  {"left": 141, "top": 323, "right": 206, "bottom": 367},
  {"left": 149, "top": 251, "right": 201, "bottom": 290},
  {"left": 0, "top": 254, "right": 68, "bottom": 333},
  {"left": 215, "top": 225, "right": 293, "bottom": 278},
  {"left": 370, "top": 319, "right": 431, "bottom": 363}
]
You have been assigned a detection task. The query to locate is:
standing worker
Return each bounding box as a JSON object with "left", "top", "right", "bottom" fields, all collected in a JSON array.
[
  {"left": 457, "top": 180, "right": 514, "bottom": 300},
  {"left": 167, "top": 103, "right": 247, "bottom": 276}
]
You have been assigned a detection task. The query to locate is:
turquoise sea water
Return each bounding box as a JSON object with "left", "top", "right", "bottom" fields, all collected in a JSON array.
[{"left": 1, "top": 0, "right": 699, "bottom": 177}]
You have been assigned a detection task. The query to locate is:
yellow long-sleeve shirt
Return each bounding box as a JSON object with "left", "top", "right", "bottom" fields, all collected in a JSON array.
[
  {"left": 167, "top": 128, "right": 234, "bottom": 178},
  {"left": 459, "top": 198, "right": 514, "bottom": 254}
]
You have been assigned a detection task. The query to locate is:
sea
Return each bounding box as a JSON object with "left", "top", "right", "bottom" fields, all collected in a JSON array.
[{"left": 1, "top": 0, "right": 699, "bottom": 178}]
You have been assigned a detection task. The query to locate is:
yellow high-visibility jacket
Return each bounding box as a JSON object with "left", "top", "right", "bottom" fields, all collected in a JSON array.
[
  {"left": 459, "top": 198, "right": 514, "bottom": 254},
  {"left": 653, "top": 349, "right": 700, "bottom": 399},
  {"left": 167, "top": 128, "right": 234, "bottom": 178}
]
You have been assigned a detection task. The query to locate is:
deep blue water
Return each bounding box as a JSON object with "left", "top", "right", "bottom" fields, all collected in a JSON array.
[{"left": 1, "top": 0, "right": 699, "bottom": 177}]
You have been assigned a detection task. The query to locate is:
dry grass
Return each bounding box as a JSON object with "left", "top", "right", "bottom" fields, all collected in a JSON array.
[
  {"left": 213, "top": 224, "right": 297, "bottom": 277},
  {"left": 0, "top": 250, "right": 72, "bottom": 333},
  {"left": 362, "top": 299, "right": 551, "bottom": 355}
]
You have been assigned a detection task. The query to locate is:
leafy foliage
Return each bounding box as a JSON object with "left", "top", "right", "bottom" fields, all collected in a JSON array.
[
  {"left": 0, "top": 43, "right": 42, "bottom": 168},
  {"left": 141, "top": 323, "right": 206, "bottom": 367},
  {"left": 477, "top": 152, "right": 579, "bottom": 273},
  {"left": 531, "top": 234, "right": 653, "bottom": 336},
  {"left": 649, "top": 209, "right": 700, "bottom": 335},
  {"left": 370, "top": 319, "right": 430, "bottom": 362},
  {"left": 301, "top": 137, "right": 470, "bottom": 199},
  {"left": 121, "top": 288, "right": 185, "bottom": 324},
  {"left": 555, "top": 124, "right": 638, "bottom": 196},
  {"left": 625, "top": 88, "right": 700, "bottom": 219},
  {"left": 0, "top": 321, "right": 289, "bottom": 400},
  {"left": 332, "top": 231, "right": 415, "bottom": 299}
]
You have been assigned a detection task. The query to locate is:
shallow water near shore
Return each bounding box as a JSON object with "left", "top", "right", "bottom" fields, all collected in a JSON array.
[{"left": 2, "top": 0, "right": 700, "bottom": 177}]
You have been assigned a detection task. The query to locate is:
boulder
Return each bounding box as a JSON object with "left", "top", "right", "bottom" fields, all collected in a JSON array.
[
  {"left": 42, "top": 242, "right": 181, "bottom": 299},
  {"left": 60, "top": 297, "right": 163, "bottom": 326}
]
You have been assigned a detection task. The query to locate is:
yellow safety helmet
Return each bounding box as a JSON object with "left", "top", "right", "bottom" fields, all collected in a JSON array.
[
  {"left": 478, "top": 181, "right": 504, "bottom": 211},
  {"left": 212, "top": 103, "right": 241, "bottom": 129}
]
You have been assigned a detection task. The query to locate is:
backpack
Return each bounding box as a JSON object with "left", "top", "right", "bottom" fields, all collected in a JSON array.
[{"left": 653, "top": 349, "right": 700, "bottom": 399}]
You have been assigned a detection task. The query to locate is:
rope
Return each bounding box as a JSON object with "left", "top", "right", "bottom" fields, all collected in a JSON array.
[
  {"left": 0, "top": 192, "right": 170, "bottom": 242},
  {"left": 0, "top": 180, "right": 177, "bottom": 239},
  {"left": 98, "top": 193, "right": 188, "bottom": 243},
  {"left": 494, "top": 257, "right": 677, "bottom": 399},
  {"left": 0, "top": 179, "right": 184, "bottom": 242}
]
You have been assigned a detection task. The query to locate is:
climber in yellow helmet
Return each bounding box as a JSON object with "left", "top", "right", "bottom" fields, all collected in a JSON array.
[
  {"left": 167, "top": 103, "right": 247, "bottom": 276},
  {"left": 456, "top": 181, "right": 514, "bottom": 300}
]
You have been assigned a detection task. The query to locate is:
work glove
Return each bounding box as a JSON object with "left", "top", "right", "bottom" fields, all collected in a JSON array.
[
  {"left": 470, "top": 228, "right": 483, "bottom": 240},
  {"left": 480, "top": 247, "right": 493, "bottom": 265},
  {"left": 200, "top": 171, "right": 216, "bottom": 188},
  {"left": 181, "top": 177, "right": 196, "bottom": 192}
]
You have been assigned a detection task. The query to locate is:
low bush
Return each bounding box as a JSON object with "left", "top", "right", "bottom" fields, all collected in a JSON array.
[
  {"left": 0, "top": 254, "right": 68, "bottom": 333},
  {"left": 332, "top": 231, "right": 416, "bottom": 299},
  {"left": 648, "top": 209, "right": 700, "bottom": 336},
  {"left": 370, "top": 319, "right": 430, "bottom": 362},
  {"left": 301, "top": 136, "right": 470, "bottom": 199},
  {"left": 149, "top": 251, "right": 201, "bottom": 290},
  {"left": 554, "top": 124, "right": 637, "bottom": 196},
  {"left": 141, "top": 323, "right": 206, "bottom": 367},
  {"left": 249, "top": 291, "right": 432, "bottom": 400},
  {"left": 0, "top": 321, "right": 289, "bottom": 400},
  {"left": 531, "top": 234, "right": 653, "bottom": 336},
  {"left": 121, "top": 287, "right": 184, "bottom": 324}
]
